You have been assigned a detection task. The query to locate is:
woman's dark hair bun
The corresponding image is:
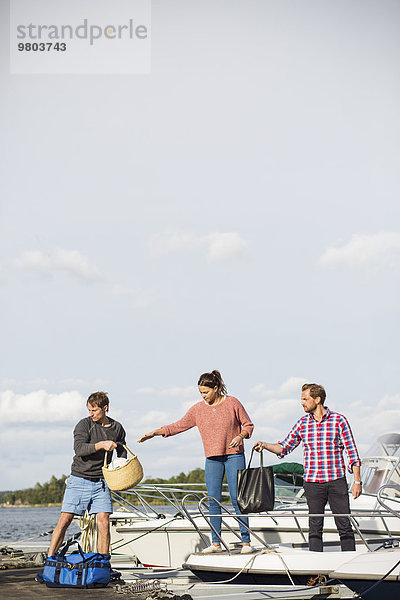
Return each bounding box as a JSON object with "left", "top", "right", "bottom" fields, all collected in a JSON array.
[{"left": 198, "top": 370, "right": 227, "bottom": 395}]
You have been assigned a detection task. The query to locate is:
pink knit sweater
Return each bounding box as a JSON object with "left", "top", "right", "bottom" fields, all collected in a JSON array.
[{"left": 162, "top": 396, "right": 254, "bottom": 458}]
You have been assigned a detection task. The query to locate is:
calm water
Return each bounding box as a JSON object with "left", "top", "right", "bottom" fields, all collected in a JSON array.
[
  {"left": 0, "top": 505, "right": 173, "bottom": 544},
  {"left": 0, "top": 506, "right": 80, "bottom": 543}
]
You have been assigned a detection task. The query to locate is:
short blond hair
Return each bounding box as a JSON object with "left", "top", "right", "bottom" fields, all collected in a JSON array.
[{"left": 302, "top": 383, "right": 326, "bottom": 404}]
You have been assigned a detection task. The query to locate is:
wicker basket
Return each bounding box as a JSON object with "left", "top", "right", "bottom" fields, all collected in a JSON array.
[{"left": 102, "top": 445, "right": 143, "bottom": 491}]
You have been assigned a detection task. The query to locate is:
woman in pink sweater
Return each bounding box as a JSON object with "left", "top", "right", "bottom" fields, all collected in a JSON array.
[{"left": 138, "top": 370, "right": 254, "bottom": 554}]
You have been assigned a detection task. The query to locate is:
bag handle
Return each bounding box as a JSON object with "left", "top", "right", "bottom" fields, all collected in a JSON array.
[
  {"left": 103, "top": 443, "right": 136, "bottom": 468},
  {"left": 247, "top": 447, "right": 264, "bottom": 469},
  {"left": 58, "top": 539, "right": 85, "bottom": 559}
]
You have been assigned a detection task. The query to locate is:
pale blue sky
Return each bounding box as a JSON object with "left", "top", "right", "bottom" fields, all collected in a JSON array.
[{"left": 1, "top": 0, "right": 399, "bottom": 490}]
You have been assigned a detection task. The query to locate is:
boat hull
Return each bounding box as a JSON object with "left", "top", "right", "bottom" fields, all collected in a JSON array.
[
  {"left": 183, "top": 546, "right": 363, "bottom": 587},
  {"left": 336, "top": 579, "right": 398, "bottom": 600},
  {"left": 330, "top": 546, "right": 400, "bottom": 600},
  {"left": 185, "top": 568, "right": 316, "bottom": 586},
  {"left": 110, "top": 505, "right": 400, "bottom": 568}
]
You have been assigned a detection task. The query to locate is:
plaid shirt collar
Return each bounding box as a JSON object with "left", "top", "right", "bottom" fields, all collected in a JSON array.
[{"left": 306, "top": 405, "right": 331, "bottom": 424}]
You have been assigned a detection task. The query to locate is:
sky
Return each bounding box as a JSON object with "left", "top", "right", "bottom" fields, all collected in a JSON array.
[{"left": 1, "top": 0, "right": 399, "bottom": 491}]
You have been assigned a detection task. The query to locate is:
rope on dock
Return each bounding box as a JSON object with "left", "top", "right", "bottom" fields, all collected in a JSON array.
[
  {"left": 78, "top": 511, "right": 97, "bottom": 552},
  {"left": 0, "top": 546, "right": 46, "bottom": 570},
  {"left": 115, "top": 579, "right": 193, "bottom": 599},
  {"left": 1, "top": 529, "right": 54, "bottom": 546}
]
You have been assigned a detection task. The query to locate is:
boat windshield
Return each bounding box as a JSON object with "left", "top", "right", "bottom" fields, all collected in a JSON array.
[
  {"left": 361, "top": 458, "right": 400, "bottom": 496},
  {"left": 364, "top": 432, "right": 400, "bottom": 458}
]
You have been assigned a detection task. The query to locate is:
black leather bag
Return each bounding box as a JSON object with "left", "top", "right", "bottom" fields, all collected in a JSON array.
[{"left": 237, "top": 448, "right": 275, "bottom": 513}]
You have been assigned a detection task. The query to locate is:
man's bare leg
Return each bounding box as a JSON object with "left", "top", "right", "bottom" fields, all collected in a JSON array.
[
  {"left": 48, "top": 512, "right": 75, "bottom": 556},
  {"left": 96, "top": 512, "right": 111, "bottom": 554}
]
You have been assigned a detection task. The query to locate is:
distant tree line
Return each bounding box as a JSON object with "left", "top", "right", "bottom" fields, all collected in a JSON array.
[
  {"left": 1, "top": 469, "right": 208, "bottom": 506},
  {"left": 0, "top": 490, "right": 12, "bottom": 503},
  {"left": 2, "top": 475, "right": 68, "bottom": 506},
  {"left": 1, "top": 464, "right": 303, "bottom": 506}
]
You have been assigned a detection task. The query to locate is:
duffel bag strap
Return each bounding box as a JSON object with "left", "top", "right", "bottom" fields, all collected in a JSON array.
[
  {"left": 58, "top": 539, "right": 85, "bottom": 560},
  {"left": 53, "top": 560, "right": 66, "bottom": 585}
]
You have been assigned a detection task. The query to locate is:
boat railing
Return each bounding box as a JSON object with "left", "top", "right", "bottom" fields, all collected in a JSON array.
[
  {"left": 112, "top": 483, "right": 226, "bottom": 518},
  {"left": 198, "top": 496, "right": 275, "bottom": 552},
  {"left": 179, "top": 493, "right": 216, "bottom": 548},
  {"left": 181, "top": 494, "right": 273, "bottom": 553},
  {"left": 111, "top": 480, "right": 304, "bottom": 519},
  {"left": 178, "top": 493, "right": 400, "bottom": 554},
  {"left": 377, "top": 484, "right": 400, "bottom": 520}
]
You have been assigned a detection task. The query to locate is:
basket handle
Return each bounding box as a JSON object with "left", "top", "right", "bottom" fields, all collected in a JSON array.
[
  {"left": 103, "top": 443, "right": 136, "bottom": 467},
  {"left": 122, "top": 444, "right": 136, "bottom": 458}
]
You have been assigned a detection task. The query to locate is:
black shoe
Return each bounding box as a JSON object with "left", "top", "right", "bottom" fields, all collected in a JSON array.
[
  {"left": 35, "top": 569, "right": 44, "bottom": 584},
  {"left": 110, "top": 569, "right": 121, "bottom": 582}
]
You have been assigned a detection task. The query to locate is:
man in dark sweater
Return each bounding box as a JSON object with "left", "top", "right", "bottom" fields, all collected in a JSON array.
[{"left": 48, "top": 392, "right": 126, "bottom": 556}]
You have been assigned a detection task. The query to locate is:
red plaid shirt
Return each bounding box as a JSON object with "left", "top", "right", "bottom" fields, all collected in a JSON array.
[{"left": 279, "top": 408, "right": 361, "bottom": 483}]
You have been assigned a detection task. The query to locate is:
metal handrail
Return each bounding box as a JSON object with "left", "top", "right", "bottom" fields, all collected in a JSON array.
[
  {"left": 179, "top": 493, "right": 210, "bottom": 547},
  {"left": 288, "top": 507, "right": 307, "bottom": 543},
  {"left": 197, "top": 496, "right": 274, "bottom": 554},
  {"left": 112, "top": 483, "right": 217, "bottom": 517},
  {"left": 110, "top": 482, "right": 400, "bottom": 552},
  {"left": 378, "top": 484, "right": 400, "bottom": 520},
  {"left": 180, "top": 504, "right": 400, "bottom": 553}
]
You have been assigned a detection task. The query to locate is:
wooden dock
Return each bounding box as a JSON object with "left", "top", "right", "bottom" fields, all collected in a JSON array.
[
  {"left": 0, "top": 568, "right": 123, "bottom": 598},
  {"left": 0, "top": 566, "right": 356, "bottom": 599}
]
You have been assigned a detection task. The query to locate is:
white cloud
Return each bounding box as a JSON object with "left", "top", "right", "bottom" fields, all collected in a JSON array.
[
  {"left": 0, "top": 378, "right": 109, "bottom": 392},
  {"left": 111, "top": 284, "right": 157, "bottom": 308},
  {"left": 252, "top": 397, "right": 300, "bottom": 426},
  {"left": 134, "top": 386, "right": 199, "bottom": 422},
  {"left": 54, "top": 249, "right": 101, "bottom": 280},
  {"left": 0, "top": 427, "right": 74, "bottom": 488},
  {"left": 149, "top": 230, "right": 248, "bottom": 262},
  {"left": 250, "top": 376, "right": 307, "bottom": 398},
  {"left": 319, "top": 233, "right": 400, "bottom": 270},
  {"left": 136, "top": 385, "right": 198, "bottom": 400},
  {"left": 0, "top": 378, "right": 18, "bottom": 388},
  {"left": 344, "top": 394, "right": 400, "bottom": 449},
  {"left": 248, "top": 377, "right": 309, "bottom": 445},
  {"left": 149, "top": 231, "right": 198, "bottom": 256},
  {"left": 14, "top": 250, "right": 52, "bottom": 273},
  {"left": 2, "top": 378, "right": 399, "bottom": 489},
  {"left": 59, "top": 378, "right": 109, "bottom": 390},
  {"left": 248, "top": 383, "right": 400, "bottom": 465},
  {"left": 205, "top": 232, "right": 248, "bottom": 261},
  {"left": 138, "top": 410, "right": 169, "bottom": 426},
  {"left": 136, "top": 387, "right": 157, "bottom": 395},
  {"left": 159, "top": 386, "right": 197, "bottom": 399},
  {"left": 0, "top": 390, "right": 86, "bottom": 424},
  {"left": 14, "top": 248, "right": 101, "bottom": 281}
]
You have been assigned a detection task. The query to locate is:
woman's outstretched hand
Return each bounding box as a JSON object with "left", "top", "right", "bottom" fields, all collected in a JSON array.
[
  {"left": 137, "top": 427, "right": 165, "bottom": 443},
  {"left": 137, "top": 432, "right": 155, "bottom": 443}
]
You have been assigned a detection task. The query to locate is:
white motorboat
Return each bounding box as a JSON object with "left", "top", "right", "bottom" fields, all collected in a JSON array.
[
  {"left": 329, "top": 483, "right": 400, "bottom": 599},
  {"left": 330, "top": 542, "right": 400, "bottom": 600},
  {"left": 182, "top": 542, "right": 362, "bottom": 586},
  {"left": 109, "top": 467, "right": 306, "bottom": 567},
  {"left": 184, "top": 481, "right": 400, "bottom": 592},
  {"left": 108, "top": 433, "right": 400, "bottom": 568}
]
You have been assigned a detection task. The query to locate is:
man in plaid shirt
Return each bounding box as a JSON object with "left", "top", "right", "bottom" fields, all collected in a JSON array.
[{"left": 254, "top": 383, "right": 362, "bottom": 551}]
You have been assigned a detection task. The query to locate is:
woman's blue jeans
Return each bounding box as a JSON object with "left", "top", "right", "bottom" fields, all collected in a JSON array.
[{"left": 205, "top": 453, "right": 250, "bottom": 544}]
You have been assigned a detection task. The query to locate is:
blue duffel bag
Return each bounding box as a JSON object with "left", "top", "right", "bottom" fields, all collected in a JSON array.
[{"left": 43, "top": 539, "right": 111, "bottom": 588}]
